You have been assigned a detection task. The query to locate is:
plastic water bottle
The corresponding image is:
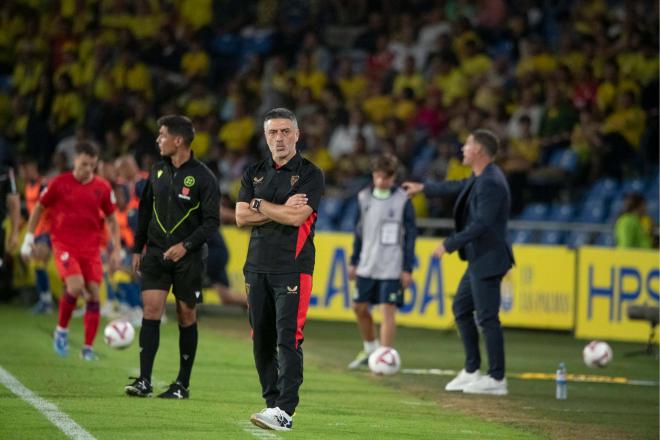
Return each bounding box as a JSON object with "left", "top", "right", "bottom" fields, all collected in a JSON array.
[{"left": 556, "top": 362, "right": 567, "bottom": 400}]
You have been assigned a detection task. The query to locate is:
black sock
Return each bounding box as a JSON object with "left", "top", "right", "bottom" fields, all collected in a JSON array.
[
  {"left": 139, "top": 319, "right": 161, "bottom": 381},
  {"left": 176, "top": 322, "right": 198, "bottom": 389}
]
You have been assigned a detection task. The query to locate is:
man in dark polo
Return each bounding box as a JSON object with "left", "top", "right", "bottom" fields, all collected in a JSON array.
[{"left": 236, "top": 108, "right": 324, "bottom": 431}]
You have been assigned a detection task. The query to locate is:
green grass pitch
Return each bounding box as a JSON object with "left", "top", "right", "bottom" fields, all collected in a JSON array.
[{"left": 0, "top": 305, "right": 657, "bottom": 439}]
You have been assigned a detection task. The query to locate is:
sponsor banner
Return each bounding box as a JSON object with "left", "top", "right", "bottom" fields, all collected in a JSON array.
[
  {"left": 575, "top": 247, "right": 659, "bottom": 343},
  {"left": 223, "top": 228, "right": 576, "bottom": 330},
  {"left": 500, "top": 246, "right": 575, "bottom": 330}
]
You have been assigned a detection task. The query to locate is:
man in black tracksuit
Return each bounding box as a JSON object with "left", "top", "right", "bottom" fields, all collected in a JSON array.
[
  {"left": 237, "top": 108, "right": 324, "bottom": 432},
  {"left": 125, "top": 115, "right": 220, "bottom": 399}
]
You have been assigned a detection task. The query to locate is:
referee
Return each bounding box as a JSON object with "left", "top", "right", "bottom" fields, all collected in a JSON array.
[
  {"left": 125, "top": 115, "right": 220, "bottom": 399},
  {"left": 237, "top": 108, "right": 324, "bottom": 432}
]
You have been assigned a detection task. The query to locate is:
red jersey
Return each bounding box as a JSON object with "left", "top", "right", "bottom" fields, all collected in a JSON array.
[{"left": 39, "top": 172, "right": 116, "bottom": 254}]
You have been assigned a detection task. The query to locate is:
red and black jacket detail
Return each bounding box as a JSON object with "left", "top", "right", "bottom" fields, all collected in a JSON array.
[{"left": 239, "top": 152, "right": 325, "bottom": 274}]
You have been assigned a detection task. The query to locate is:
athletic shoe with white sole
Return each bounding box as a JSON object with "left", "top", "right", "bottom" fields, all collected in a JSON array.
[
  {"left": 53, "top": 328, "right": 69, "bottom": 357},
  {"left": 80, "top": 346, "right": 98, "bottom": 361},
  {"left": 445, "top": 369, "right": 481, "bottom": 391},
  {"left": 125, "top": 377, "right": 153, "bottom": 397},
  {"left": 31, "top": 300, "right": 53, "bottom": 314},
  {"left": 157, "top": 381, "right": 189, "bottom": 399},
  {"left": 347, "top": 350, "right": 370, "bottom": 369},
  {"left": 250, "top": 407, "right": 293, "bottom": 431},
  {"left": 463, "top": 376, "right": 508, "bottom": 396}
]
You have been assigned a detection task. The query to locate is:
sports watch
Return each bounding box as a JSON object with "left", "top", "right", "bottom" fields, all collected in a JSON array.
[{"left": 250, "top": 198, "right": 263, "bottom": 212}]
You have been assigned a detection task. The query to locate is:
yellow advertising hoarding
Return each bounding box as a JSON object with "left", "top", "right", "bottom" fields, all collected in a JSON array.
[
  {"left": 500, "top": 245, "right": 575, "bottom": 330},
  {"left": 575, "top": 247, "right": 659, "bottom": 343},
  {"left": 223, "top": 228, "right": 576, "bottom": 331}
]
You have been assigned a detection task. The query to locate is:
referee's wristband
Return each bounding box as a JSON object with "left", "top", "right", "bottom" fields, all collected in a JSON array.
[{"left": 250, "top": 198, "right": 263, "bottom": 212}]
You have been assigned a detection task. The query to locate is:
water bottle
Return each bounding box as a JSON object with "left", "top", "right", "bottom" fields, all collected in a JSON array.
[{"left": 555, "top": 362, "right": 567, "bottom": 400}]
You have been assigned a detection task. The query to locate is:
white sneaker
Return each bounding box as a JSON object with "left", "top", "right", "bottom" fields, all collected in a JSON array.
[
  {"left": 445, "top": 369, "right": 481, "bottom": 391},
  {"left": 462, "top": 375, "right": 508, "bottom": 396},
  {"left": 347, "top": 350, "right": 370, "bottom": 369},
  {"left": 250, "top": 407, "right": 293, "bottom": 431}
]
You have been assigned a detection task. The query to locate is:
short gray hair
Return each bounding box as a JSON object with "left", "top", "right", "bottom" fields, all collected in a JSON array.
[{"left": 263, "top": 107, "right": 298, "bottom": 129}]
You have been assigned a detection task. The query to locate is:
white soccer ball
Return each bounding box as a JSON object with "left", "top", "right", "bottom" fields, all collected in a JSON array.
[
  {"left": 368, "top": 346, "right": 401, "bottom": 376},
  {"left": 583, "top": 340, "right": 613, "bottom": 368},
  {"left": 103, "top": 320, "right": 135, "bottom": 349}
]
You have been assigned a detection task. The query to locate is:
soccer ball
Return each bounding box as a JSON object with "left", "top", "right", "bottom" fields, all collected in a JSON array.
[
  {"left": 103, "top": 320, "right": 135, "bottom": 349},
  {"left": 368, "top": 346, "right": 401, "bottom": 376},
  {"left": 583, "top": 340, "right": 613, "bottom": 368}
]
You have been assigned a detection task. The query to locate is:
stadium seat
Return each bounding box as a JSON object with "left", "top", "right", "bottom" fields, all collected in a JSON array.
[
  {"left": 620, "top": 178, "right": 646, "bottom": 195},
  {"left": 518, "top": 203, "right": 550, "bottom": 221},
  {"left": 539, "top": 230, "right": 565, "bottom": 245},
  {"left": 594, "top": 232, "right": 616, "bottom": 247},
  {"left": 566, "top": 231, "right": 592, "bottom": 248},
  {"left": 548, "top": 203, "right": 575, "bottom": 222},
  {"left": 584, "top": 178, "right": 619, "bottom": 203},
  {"left": 510, "top": 229, "right": 534, "bottom": 244},
  {"left": 577, "top": 201, "right": 607, "bottom": 223},
  {"left": 546, "top": 148, "right": 578, "bottom": 173}
]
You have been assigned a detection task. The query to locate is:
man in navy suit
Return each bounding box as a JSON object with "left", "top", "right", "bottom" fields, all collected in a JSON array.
[{"left": 403, "top": 129, "right": 514, "bottom": 396}]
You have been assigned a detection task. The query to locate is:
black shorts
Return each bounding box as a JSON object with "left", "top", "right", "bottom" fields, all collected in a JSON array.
[
  {"left": 354, "top": 277, "right": 403, "bottom": 306},
  {"left": 140, "top": 245, "right": 206, "bottom": 305}
]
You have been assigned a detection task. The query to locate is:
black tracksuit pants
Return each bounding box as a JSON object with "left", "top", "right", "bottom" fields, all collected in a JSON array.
[{"left": 244, "top": 271, "right": 312, "bottom": 415}]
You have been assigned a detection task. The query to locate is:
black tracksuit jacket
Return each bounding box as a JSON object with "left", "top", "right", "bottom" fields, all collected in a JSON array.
[{"left": 133, "top": 155, "right": 220, "bottom": 254}]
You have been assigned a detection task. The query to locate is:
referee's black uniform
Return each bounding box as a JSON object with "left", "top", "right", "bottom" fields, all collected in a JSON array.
[
  {"left": 239, "top": 152, "right": 324, "bottom": 416},
  {"left": 134, "top": 153, "right": 220, "bottom": 304}
]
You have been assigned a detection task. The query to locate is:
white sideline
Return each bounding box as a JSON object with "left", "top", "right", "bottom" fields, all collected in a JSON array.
[{"left": 0, "top": 366, "right": 96, "bottom": 440}]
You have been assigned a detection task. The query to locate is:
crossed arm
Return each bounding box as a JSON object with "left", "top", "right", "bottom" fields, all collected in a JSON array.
[{"left": 235, "top": 193, "right": 312, "bottom": 228}]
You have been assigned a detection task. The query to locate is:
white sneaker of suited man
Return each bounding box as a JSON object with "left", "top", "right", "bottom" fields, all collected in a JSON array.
[{"left": 445, "top": 369, "right": 481, "bottom": 391}]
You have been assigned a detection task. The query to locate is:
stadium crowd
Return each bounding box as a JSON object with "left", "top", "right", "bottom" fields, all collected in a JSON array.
[{"left": 0, "top": 0, "right": 658, "bottom": 234}]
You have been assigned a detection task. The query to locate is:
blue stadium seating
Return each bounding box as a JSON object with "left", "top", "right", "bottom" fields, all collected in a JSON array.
[
  {"left": 317, "top": 197, "right": 343, "bottom": 225},
  {"left": 594, "top": 232, "right": 616, "bottom": 247},
  {"left": 518, "top": 203, "right": 550, "bottom": 221},
  {"left": 548, "top": 203, "right": 575, "bottom": 222},
  {"left": 549, "top": 148, "right": 578, "bottom": 173},
  {"left": 566, "top": 231, "right": 592, "bottom": 247},
  {"left": 539, "top": 230, "right": 565, "bottom": 245},
  {"left": 510, "top": 229, "right": 534, "bottom": 244},
  {"left": 620, "top": 178, "right": 646, "bottom": 195},
  {"left": 576, "top": 201, "right": 607, "bottom": 223},
  {"left": 584, "top": 178, "right": 619, "bottom": 203}
]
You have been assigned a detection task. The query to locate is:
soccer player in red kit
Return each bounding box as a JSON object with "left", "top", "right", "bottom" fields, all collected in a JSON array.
[{"left": 21, "top": 141, "right": 121, "bottom": 360}]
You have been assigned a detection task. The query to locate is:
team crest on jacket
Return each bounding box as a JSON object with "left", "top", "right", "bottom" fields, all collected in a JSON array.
[
  {"left": 290, "top": 175, "right": 299, "bottom": 187},
  {"left": 253, "top": 176, "right": 264, "bottom": 185}
]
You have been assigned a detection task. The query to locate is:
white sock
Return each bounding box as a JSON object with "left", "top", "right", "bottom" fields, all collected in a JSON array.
[
  {"left": 363, "top": 340, "right": 379, "bottom": 354},
  {"left": 40, "top": 292, "right": 52, "bottom": 304}
]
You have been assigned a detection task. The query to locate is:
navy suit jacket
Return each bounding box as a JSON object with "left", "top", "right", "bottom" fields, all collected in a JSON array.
[{"left": 424, "top": 163, "right": 514, "bottom": 278}]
